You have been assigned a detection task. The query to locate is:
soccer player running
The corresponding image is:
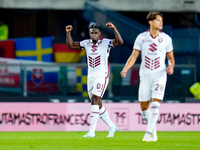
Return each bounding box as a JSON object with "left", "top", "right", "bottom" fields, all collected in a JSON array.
[
  {"left": 66, "top": 22, "right": 123, "bottom": 137},
  {"left": 121, "top": 12, "right": 175, "bottom": 142}
]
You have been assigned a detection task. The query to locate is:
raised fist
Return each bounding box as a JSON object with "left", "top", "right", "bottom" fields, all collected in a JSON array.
[
  {"left": 106, "top": 22, "right": 115, "bottom": 29},
  {"left": 66, "top": 25, "right": 73, "bottom": 32}
]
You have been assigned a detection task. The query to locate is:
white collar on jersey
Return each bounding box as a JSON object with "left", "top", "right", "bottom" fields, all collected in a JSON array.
[
  {"left": 89, "top": 36, "right": 103, "bottom": 45},
  {"left": 146, "top": 29, "right": 162, "bottom": 39}
]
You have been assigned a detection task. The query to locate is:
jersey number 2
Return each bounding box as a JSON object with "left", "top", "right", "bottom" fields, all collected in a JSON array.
[{"left": 155, "top": 84, "right": 164, "bottom": 91}]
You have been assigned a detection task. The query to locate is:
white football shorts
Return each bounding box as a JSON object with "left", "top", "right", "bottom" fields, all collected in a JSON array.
[
  {"left": 87, "top": 76, "right": 109, "bottom": 99},
  {"left": 138, "top": 71, "right": 167, "bottom": 101}
]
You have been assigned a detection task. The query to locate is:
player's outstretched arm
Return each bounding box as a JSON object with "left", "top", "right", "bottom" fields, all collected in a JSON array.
[
  {"left": 65, "top": 25, "right": 81, "bottom": 50},
  {"left": 121, "top": 49, "right": 140, "bottom": 78},
  {"left": 166, "top": 51, "right": 175, "bottom": 75},
  {"left": 106, "top": 22, "right": 123, "bottom": 47}
]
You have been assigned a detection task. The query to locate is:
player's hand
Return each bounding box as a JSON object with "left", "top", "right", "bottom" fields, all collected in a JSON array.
[
  {"left": 120, "top": 70, "right": 127, "bottom": 78},
  {"left": 66, "top": 25, "right": 73, "bottom": 32},
  {"left": 106, "top": 22, "right": 115, "bottom": 29},
  {"left": 167, "top": 65, "right": 174, "bottom": 75}
]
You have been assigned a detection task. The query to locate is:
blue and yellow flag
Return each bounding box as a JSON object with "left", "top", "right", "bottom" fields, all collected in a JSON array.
[
  {"left": 76, "top": 67, "right": 109, "bottom": 98},
  {"left": 76, "top": 67, "right": 88, "bottom": 97},
  {"left": 15, "top": 36, "right": 53, "bottom": 62}
]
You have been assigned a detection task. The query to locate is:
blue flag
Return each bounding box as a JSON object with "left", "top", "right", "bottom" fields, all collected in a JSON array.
[{"left": 15, "top": 36, "right": 53, "bottom": 62}]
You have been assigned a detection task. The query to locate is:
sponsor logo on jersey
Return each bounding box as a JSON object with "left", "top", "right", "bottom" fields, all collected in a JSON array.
[
  {"left": 91, "top": 45, "right": 98, "bottom": 52},
  {"left": 149, "top": 43, "right": 157, "bottom": 52},
  {"left": 142, "top": 39, "right": 152, "bottom": 43},
  {"left": 90, "top": 53, "right": 98, "bottom": 55}
]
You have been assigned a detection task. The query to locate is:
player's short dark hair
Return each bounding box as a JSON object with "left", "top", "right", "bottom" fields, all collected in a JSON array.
[
  {"left": 88, "top": 23, "right": 102, "bottom": 31},
  {"left": 146, "top": 11, "right": 163, "bottom": 23}
]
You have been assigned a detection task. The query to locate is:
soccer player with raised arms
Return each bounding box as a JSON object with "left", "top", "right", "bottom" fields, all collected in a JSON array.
[
  {"left": 121, "top": 11, "right": 175, "bottom": 142},
  {"left": 66, "top": 22, "right": 123, "bottom": 137}
]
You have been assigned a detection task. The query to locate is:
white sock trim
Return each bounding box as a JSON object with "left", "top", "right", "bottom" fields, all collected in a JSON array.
[
  {"left": 99, "top": 106, "right": 106, "bottom": 115},
  {"left": 91, "top": 105, "right": 99, "bottom": 113},
  {"left": 151, "top": 102, "right": 160, "bottom": 109},
  {"left": 141, "top": 109, "right": 150, "bottom": 123}
]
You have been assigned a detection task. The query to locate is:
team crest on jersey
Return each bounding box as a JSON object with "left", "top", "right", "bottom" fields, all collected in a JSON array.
[
  {"left": 97, "top": 40, "right": 102, "bottom": 45},
  {"left": 158, "top": 38, "right": 163, "bottom": 43}
]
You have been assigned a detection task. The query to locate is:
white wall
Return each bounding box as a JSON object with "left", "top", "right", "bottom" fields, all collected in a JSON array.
[
  {"left": 98, "top": 0, "right": 200, "bottom": 12},
  {"left": 0, "top": 0, "right": 86, "bottom": 10},
  {"left": 0, "top": 0, "right": 200, "bottom": 12}
]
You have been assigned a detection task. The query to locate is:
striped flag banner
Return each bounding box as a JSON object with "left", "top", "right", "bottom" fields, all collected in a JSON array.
[{"left": 53, "top": 44, "right": 85, "bottom": 63}]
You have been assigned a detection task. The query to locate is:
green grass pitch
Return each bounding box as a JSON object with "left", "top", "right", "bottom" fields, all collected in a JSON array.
[{"left": 0, "top": 131, "right": 199, "bottom": 150}]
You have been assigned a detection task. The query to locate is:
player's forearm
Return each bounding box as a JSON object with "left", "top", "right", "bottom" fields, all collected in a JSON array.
[
  {"left": 113, "top": 27, "right": 123, "bottom": 45},
  {"left": 123, "top": 55, "right": 137, "bottom": 72},
  {"left": 66, "top": 32, "right": 75, "bottom": 49},
  {"left": 123, "top": 50, "right": 140, "bottom": 72},
  {"left": 169, "top": 58, "right": 175, "bottom": 68},
  {"left": 167, "top": 52, "right": 175, "bottom": 68},
  {"left": 171, "top": 56, "right": 175, "bottom": 67}
]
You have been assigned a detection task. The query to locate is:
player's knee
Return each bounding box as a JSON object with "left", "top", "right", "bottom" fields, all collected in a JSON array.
[
  {"left": 140, "top": 101, "right": 149, "bottom": 111},
  {"left": 141, "top": 105, "right": 149, "bottom": 111},
  {"left": 91, "top": 95, "right": 101, "bottom": 105}
]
